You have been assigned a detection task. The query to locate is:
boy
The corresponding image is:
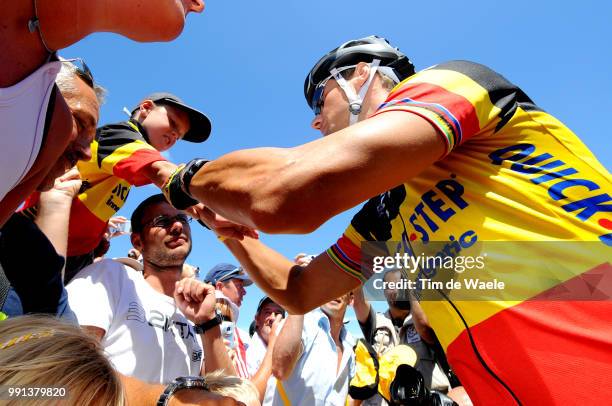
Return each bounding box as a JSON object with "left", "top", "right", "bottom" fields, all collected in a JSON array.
[{"left": 25, "top": 92, "right": 211, "bottom": 281}]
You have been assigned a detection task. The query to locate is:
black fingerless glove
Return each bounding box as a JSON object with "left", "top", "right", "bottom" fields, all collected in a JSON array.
[{"left": 162, "top": 159, "right": 209, "bottom": 210}]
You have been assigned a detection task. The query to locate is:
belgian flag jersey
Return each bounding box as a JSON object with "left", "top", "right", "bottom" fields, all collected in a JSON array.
[
  {"left": 326, "top": 61, "right": 612, "bottom": 404},
  {"left": 25, "top": 120, "right": 166, "bottom": 256}
]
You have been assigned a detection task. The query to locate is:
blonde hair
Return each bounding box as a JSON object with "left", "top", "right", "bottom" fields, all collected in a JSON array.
[
  {"left": 0, "top": 315, "right": 124, "bottom": 406},
  {"left": 205, "top": 370, "right": 259, "bottom": 405},
  {"left": 215, "top": 298, "right": 235, "bottom": 321}
]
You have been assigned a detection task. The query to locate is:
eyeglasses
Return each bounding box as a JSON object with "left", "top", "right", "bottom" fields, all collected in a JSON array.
[
  {"left": 310, "top": 65, "right": 357, "bottom": 116},
  {"left": 62, "top": 58, "right": 95, "bottom": 89},
  {"left": 143, "top": 214, "right": 192, "bottom": 229}
]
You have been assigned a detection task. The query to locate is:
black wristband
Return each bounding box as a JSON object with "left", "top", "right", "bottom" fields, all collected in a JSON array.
[
  {"left": 164, "top": 172, "right": 198, "bottom": 210},
  {"left": 163, "top": 159, "right": 209, "bottom": 210},
  {"left": 194, "top": 309, "right": 222, "bottom": 334},
  {"left": 181, "top": 159, "right": 209, "bottom": 197}
]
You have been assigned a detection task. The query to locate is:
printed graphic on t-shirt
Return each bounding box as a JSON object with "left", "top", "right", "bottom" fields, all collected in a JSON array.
[{"left": 125, "top": 300, "right": 198, "bottom": 342}]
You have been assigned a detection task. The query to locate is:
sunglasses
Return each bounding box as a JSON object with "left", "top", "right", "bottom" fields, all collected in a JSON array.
[
  {"left": 62, "top": 58, "right": 95, "bottom": 89},
  {"left": 143, "top": 214, "right": 192, "bottom": 229},
  {"left": 310, "top": 65, "right": 357, "bottom": 116}
]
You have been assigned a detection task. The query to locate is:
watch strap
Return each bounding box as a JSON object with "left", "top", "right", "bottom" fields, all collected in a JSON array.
[
  {"left": 194, "top": 310, "right": 222, "bottom": 334},
  {"left": 157, "top": 376, "right": 209, "bottom": 406}
]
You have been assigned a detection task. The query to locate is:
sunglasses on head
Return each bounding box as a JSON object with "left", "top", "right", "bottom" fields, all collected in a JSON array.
[
  {"left": 143, "top": 214, "right": 192, "bottom": 229},
  {"left": 62, "top": 58, "right": 95, "bottom": 88}
]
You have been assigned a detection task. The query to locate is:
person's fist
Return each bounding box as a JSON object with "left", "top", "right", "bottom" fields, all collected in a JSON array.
[{"left": 174, "top": 278, "right": 216, "bottom": 325}]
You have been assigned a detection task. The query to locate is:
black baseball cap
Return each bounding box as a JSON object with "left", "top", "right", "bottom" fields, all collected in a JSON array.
[
  {"left": 256, "top": 296, "right": 286, "bottom": 316},
  {"left": 132, "top": 92, "right": 212, "bottom": 143}
]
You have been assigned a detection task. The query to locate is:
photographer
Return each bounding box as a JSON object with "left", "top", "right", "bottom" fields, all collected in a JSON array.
[{"left": 353, "top": 269, "right": 471, "bottom": 405}]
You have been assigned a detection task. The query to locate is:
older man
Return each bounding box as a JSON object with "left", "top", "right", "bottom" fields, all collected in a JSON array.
[
  {"left": 247, "top": 297, "right": 286, "bottom": 376},
  {"left": 0, "top": 59, "right": 101, "bottom": 319},
  {"left": 266, "top": 293, "right": 355, "bottom": 406}
]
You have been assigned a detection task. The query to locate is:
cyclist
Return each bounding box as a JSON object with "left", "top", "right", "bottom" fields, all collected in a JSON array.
[{"left": 164, "top": 36, "right": 612, "bottom": 404}]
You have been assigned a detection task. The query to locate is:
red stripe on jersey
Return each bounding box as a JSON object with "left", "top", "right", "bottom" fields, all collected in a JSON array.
[
  {"left": 446, "top": 264, "right": 612, "bottom": 405},
  {"left": 112, "top": 149, "right": 166, "bottom": 186},
  {"left": 389, "top": 82, "right": 482, "bottom": 145},
  {"left": 336, "top": 234, "right": 362, "bottom": 269},
  {"left": 67, "top": 198, "right": 108, "bottom": 256}
]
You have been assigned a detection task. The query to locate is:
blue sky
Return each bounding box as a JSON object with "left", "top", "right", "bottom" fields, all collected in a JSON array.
[{"left": 65, "top": 0, "right": 611, "bottom": 336}]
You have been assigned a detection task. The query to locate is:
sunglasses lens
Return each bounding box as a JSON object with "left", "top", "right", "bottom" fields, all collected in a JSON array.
[
  {"left": 311, "top": 85, "right": 325, "bottom": 115},
  {"left": 152, "top": 214, "right": 191, "bottom": 228}
]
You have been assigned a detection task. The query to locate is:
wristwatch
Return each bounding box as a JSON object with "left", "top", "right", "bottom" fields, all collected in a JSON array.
[
  {"left": 194, "top": 309, "right": 223, "bottom": 334},
  {"left": 157, "top": 376, "right": 209, "bottom": 406}
]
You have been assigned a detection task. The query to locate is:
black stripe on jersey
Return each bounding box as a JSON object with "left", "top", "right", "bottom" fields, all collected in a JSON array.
[
  {"left": 95, "top": 120, "right": 149, "bottom": 167},
  {"left": 351, "top": 185, "right": 407, "bottom": 242},
  {"left": 433, "top": 61, "right": 544, "bottom": 132}
]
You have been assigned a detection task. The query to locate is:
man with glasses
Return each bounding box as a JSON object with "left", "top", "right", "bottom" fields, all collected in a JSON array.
[
  {"left": 0, "top": 0, "right": 206, "bottom": 228},
  {"left": 162, "top": 35, "right": 611, "bottom": 405},
  {"left": 67, "top": 193, "right": 240, "bottom": 403}
]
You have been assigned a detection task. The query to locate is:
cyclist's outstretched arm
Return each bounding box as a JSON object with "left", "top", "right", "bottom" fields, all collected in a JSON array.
[
  {"left": 3, "top": 0, "right": 203, "bottom": 87},
  {"left": 189, "top": 111, "right": 445, "bottom": 234},
  {"left": 223, "top": 237, "right": 361, "bottom": 315}
]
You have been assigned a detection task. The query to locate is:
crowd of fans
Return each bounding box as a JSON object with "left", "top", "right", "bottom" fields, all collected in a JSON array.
[
  {"left": 1, "top": 1, "right": 610, "bottom": 405},
  {"left": 0, "top": 3, "right": 452, "bottom": 404}
]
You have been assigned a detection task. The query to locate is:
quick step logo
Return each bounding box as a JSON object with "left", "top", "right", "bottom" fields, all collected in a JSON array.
[{"left": 489, "top": 143, "right": 612, "bottom": 246}]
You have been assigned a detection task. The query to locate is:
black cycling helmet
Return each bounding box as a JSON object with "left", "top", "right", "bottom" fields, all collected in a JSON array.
[{"left": 304, "top": 35, "right": 415, "bottom": 110}]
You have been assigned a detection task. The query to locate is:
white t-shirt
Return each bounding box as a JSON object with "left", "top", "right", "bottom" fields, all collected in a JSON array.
[
  {"left": 246, "top": 332, "right": 268, "bottom": 376},
  {"left": 66, "top": 259, "right": 203, "bottom": 384}
]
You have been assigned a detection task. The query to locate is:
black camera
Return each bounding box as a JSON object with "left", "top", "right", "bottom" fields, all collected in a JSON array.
[{"left": 389, "top": 364, "right": 457, "bottom": 406}]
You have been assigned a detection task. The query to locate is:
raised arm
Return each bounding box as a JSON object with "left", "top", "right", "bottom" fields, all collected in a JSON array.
[
  {"left": 223, "top": 237, "right": 360, "bottom": 315},
  {"left": 3, "top": 0, "right": 204, "bottom": 87},
  {"left": 34, "top": 167, "right": 82, "bottom": 262},
  {"left": 174, "top": 278, "right": 236, "bottom": 376},
  {"left": 250, "top": 314, "right": 283, "bottom": 402},
  {"left": 352, "top": 287, "right": 372, "bottom": 325},
  {"left": 188, "top": 111, "right": 444, "bottom": 233},
  {"left": 271, "top": 315, "right": 304, "bottom": 380},
  {"left": 36, "top": 0, "right": 204, "bottom": 49}
]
